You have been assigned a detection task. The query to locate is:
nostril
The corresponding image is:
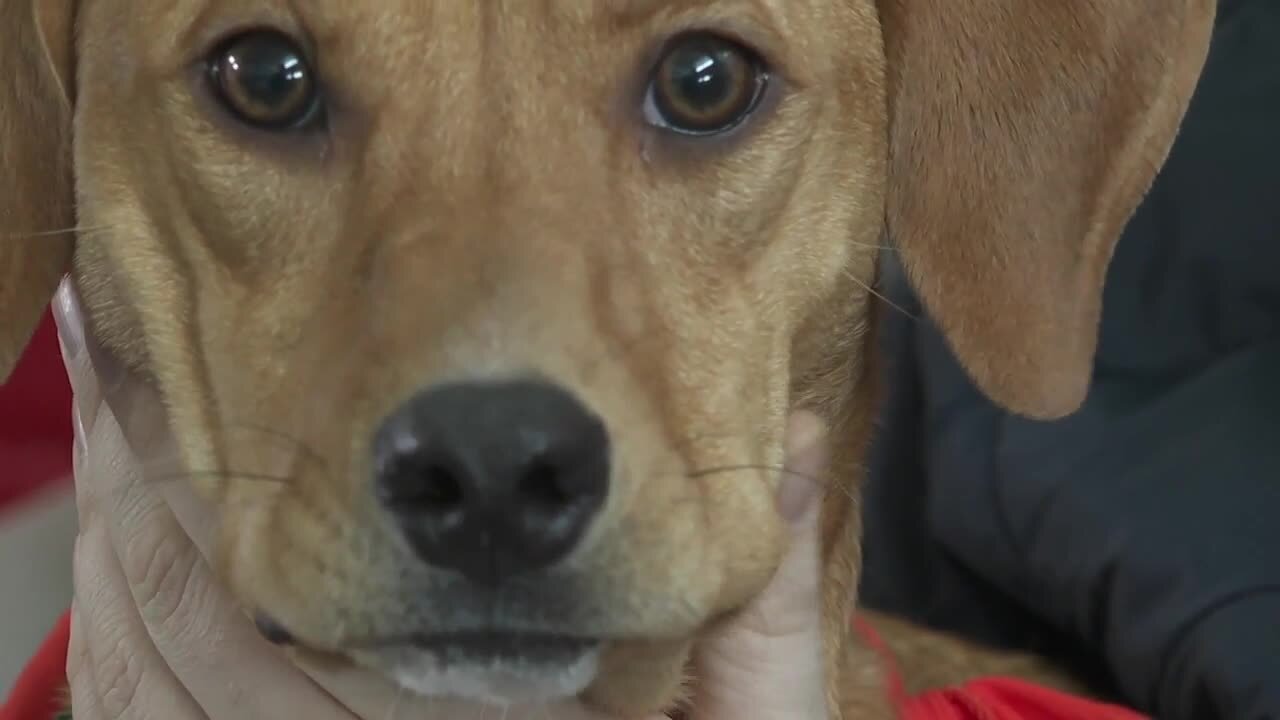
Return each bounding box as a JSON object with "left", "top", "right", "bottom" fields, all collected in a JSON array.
[
  {"left": 379, "top": 457, "right": 467, "bottom": 514},
  {"left": 520, "top": 456, "right": 574, "bottom": 510},
  {"left": 416, "top": 463, "right": 466, "bottom": 510}
]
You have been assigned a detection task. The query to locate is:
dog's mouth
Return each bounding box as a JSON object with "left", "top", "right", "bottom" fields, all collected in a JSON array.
[
  {"left": 357, "top": 632, "right": 605, "bottom": 705},
  {"left": 369, "top": 631, "right": 604, "bottom": 666},
  {"left": 255, "top": 613, "right": 601, "bottom": 660},
  {"left": 257, "top": 612, "right": 605, "bottom": 702}
]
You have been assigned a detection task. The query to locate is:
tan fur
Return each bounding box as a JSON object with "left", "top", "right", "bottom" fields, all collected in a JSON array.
[
  {"left": 1, "top": 1, "right": 1215, "bottom": 718},
  {"left": 0, "top": 0, "right": 75, "bottom": 377}
]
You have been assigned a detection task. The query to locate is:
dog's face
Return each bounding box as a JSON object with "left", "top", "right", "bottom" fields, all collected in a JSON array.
[
  {"left": 1, "top": 0, "right": 1214, "bottom": 716},
  {"left": 66, "top": 0, "right": 888, "bottom": 709}
]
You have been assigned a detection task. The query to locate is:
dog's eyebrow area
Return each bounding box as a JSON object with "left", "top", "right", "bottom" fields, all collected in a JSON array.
[
  {"left": 603, "top": 0, "right": 784, "bottom": 26},
  {"left": 606, "top": 0, "right": 718, "bottom": 19}
]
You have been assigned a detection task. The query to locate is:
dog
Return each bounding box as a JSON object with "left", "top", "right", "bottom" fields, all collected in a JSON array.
[{"left": 1, "top": 0, "right": 1215, "bottom": 717}]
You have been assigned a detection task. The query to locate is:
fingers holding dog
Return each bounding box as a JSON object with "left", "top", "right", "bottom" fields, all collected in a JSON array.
[
  {"left": 59, "top": 281, "right": 366, "bottom": 720},
  {"left": 70, "top": 512, "right": 208, "bottom": 719}
]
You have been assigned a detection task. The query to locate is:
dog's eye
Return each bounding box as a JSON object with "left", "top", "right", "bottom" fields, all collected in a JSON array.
[
  {"left": 208, "top": 31, "right": 322, "bottom": 131},
  {"left": 644, "top": 33, "right": 768, "bottom": 136}
]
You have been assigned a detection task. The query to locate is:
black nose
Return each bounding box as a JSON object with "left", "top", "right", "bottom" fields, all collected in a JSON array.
[{"left": 373, "top": 380, "right": 610, "bottom": 586}]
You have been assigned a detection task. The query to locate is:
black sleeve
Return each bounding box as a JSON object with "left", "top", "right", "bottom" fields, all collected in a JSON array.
[
  {"left": 921, "top": 336, "right": 1280, "bottom": 720},
  {"left": 862, "top": 2, "right": 1280, "bottom": 718}
]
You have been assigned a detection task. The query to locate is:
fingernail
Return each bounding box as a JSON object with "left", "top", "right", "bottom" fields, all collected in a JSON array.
[
  {"left": 777, "top": 472, "right": 822, "bottom": 524},
  {"left": 776, "top": 412, "right": 829, "bottom": 524},
  {"left": 53, "top": 278, "right": 85, "bottom": 362},
  {"left": 53, "top": 277, "right": 130, "bottom": 401},
  {"left": 71, "top": 403, "right": 87, "bottom": 461}
]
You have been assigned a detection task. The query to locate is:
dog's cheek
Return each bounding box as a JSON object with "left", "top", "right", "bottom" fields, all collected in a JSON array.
[
  {"left": 215, "top": 492, "right": 336, "bottom": 641},
  {"left": 583, "top": 639, "right": 693, "bottom": 717},
  {"left": 702, "top": 467, "right": 790, "bottom": 611},
  {"left": 214, "top": 494, "right": 281, "bottom": 608}
]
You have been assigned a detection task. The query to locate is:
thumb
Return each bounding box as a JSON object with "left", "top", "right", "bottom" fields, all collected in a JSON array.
[
  {"left": 52, "top": 277, "right": 101, "bottom": 464},
  {"left": 686, "top": 411, "right": 831, "bottom": 720}
]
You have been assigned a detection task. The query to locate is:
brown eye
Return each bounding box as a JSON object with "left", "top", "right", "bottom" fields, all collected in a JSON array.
[
  {"left": 208, "top": 30, "right": 321, "bottom": 130},
  {"left": 645, "top": 33, "right": 768, "bottom": 136}
]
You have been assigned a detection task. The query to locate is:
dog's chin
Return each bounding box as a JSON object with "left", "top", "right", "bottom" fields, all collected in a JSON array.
[{"left": 351, "top": 642, "right": 603, "bottom": 706}]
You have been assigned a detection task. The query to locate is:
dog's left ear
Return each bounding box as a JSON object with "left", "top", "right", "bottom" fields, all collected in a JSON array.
[
  {"left": 880, "top": 0, "right": 1216, "bottom": 418},
  {"left": 0, "top": 0, "right": 78, "bottom": 381}
]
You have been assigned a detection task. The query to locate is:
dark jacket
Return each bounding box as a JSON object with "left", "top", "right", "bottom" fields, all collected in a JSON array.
[{"left": 858, "top": 2, "right": 1280, "bottom": 718}]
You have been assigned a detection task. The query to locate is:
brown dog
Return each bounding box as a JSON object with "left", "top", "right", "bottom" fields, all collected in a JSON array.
[{"left": 1, "top": 0, "right": 1215, "bottom": 717}]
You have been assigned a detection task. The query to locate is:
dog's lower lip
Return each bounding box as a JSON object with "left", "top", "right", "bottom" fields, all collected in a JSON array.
[{"left": 401, "top": 632, "right": 601, "bottom": 662}]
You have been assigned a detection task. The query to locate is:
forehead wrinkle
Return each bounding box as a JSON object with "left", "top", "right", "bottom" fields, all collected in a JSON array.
[
  {"left": 602, "top": 0, "right": 716, "bottom": 23},
  {"left": 599, "top": 0, "right": 786, "bottom": 29}
]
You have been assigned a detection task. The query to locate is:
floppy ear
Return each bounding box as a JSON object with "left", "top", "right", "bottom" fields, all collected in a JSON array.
[
  {"left": 880, "top": 0, "right": 1216, "bottom": 418},
  {"left": 1, "top": 0, "right": 78, "bottom": 381}
]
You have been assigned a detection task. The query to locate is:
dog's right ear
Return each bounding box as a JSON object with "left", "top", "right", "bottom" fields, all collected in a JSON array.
[{"left": 1, "top": 0, "right": 78, "bottom": 381}]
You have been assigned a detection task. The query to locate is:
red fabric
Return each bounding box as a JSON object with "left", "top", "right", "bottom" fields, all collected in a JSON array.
[
  {"left": 0, "top": 610, "right": 70, "bottom": 720},
  {"left": 897, "top": 680, "right": 1149, "bottom": 720},
  {"left": 0, "top": 310, "right": 74, "bottom": 510},
  {"left": 853, "top": 616, "right": 1147, "bottom": 720}
]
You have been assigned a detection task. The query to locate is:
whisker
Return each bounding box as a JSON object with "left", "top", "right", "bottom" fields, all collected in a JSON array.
[
  {"left": 140, "top": 469, "right": 296, "bottom": 487},
  {"left": 851, "top": 239, "right": 897, "bottom": 251},
  {"left": 842, "top": 266, "right": 915, "bottom": 320},
  {"left": 686, "top": 462, "right": 858, "bottom": 505},
  {"left": 125, "top": 423, "right": 330, "bottom": 496},
  {"left": 0, "top": 224, "right": 117, "bottom": 240},
  {"left": 687, "top": 462, "right": 819, "bottom": 484},
  {"left": 222, "top": 420, "right": 331, "bottom": 473},
  {"left": 94, "top": 469, "right": 299, "bottom": 513}
]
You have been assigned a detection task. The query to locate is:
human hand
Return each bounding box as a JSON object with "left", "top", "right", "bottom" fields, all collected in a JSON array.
[{"left": 56, "top": 277, "right": 830, "bottom": 720}]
